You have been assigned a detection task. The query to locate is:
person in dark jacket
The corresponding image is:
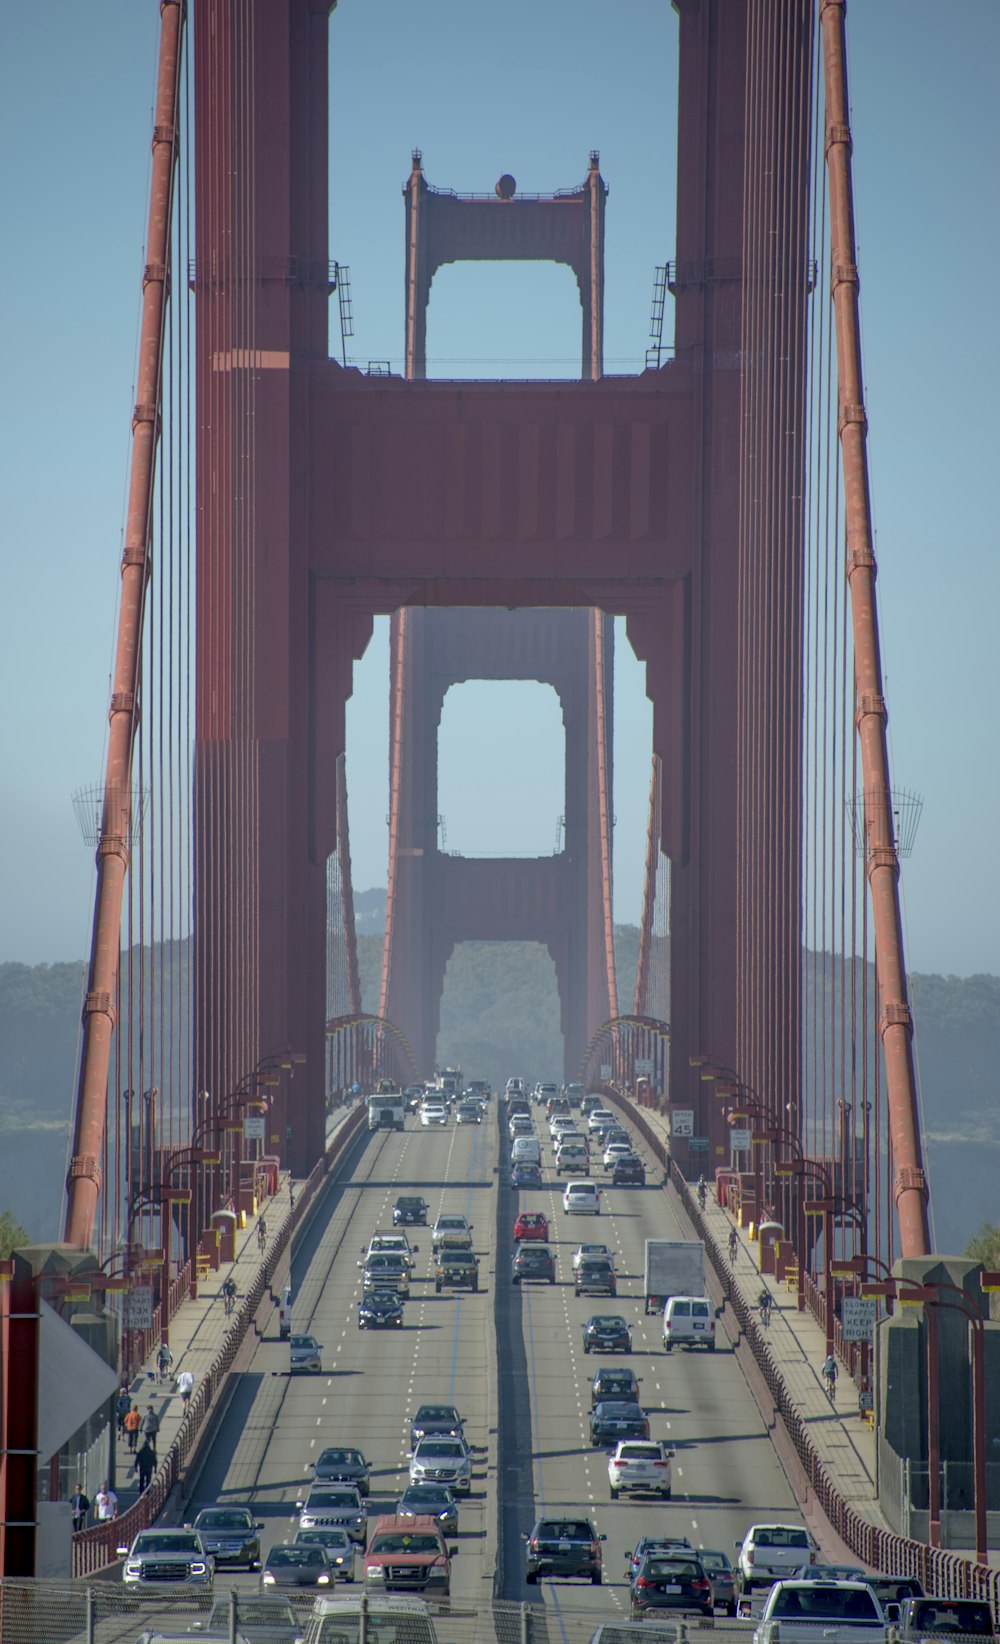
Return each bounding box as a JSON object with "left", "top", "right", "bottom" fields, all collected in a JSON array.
[{"left": 134, "top": 1438, "right": 156, "bottom": 1493}]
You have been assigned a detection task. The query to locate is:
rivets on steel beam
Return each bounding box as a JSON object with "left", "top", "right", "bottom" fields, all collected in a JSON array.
[
  {"left": 825, "top": 121, "right": 853, "bottom": 157},
  {"left": 82, "top": 992, "right": 116, "bottom": 1026},
  {"left": 855, "top": 690, "right": 887, "bottom": 724},
  {"left": 838, "top": 401, "right": 867, "bottom": 437},
  {"left": 879, "top": 1000, "right": 913, "bottom": 1040}
]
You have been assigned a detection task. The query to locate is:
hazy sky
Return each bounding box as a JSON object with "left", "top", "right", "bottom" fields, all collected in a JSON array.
[{"left": 0, "top": 2, "right": 997, "bottom": 977}]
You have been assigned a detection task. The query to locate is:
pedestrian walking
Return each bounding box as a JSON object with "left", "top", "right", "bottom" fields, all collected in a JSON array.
[
  {"left": 176, "top": 1368, "right": 194, "bottom": 1410},
  {"left": 140, "top": 1404, "right": 161, "bottom": 1460},
  {"left": 134, "top": 1438, "right": 156, "bottom": 1493},
  {"left": 115, "top": 1385, "right": 131, "bottom": 1438},
  {"left": 124, "top": 1403, "right": 141, "bottom": 1452},
  {"left": 94, "top": 1483, "right": 118, "bottom": 1522},
  {"left": 70, "top": 1484, "right": 90, "bottom": 1532}
]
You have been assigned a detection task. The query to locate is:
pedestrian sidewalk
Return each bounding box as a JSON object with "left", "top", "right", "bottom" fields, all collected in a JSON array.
[
  {"left": 615, "top": 1097, "right": 887, "bottom": 1537},
  {"left": 109, "top": 1104, "right": 357, "bottom": 1519}
]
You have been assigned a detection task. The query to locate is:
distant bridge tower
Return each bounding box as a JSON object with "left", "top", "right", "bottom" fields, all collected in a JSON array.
[{"left": 379, "top": 607, "right": 618, "bottom": 1078}]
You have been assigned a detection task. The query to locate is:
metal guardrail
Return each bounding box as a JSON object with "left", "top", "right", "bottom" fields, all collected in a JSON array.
[
  {"left": 71, "top": 1107, "right": 366, "bottom": 1578},
  {"left": 596, "top": 1084, "right": 1000, "bottom": 1612}
]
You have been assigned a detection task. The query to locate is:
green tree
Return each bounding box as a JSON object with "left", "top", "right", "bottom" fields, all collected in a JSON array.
[
  {"left": 0, "top": 1208, "right": 30, "bottom": 1259},
  {"left": 965, "top": 1221, "right": 1000, "bottom": 1268}
]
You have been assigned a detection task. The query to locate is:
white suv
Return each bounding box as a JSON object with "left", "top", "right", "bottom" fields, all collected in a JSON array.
[
  {"left": 563, "top": 1181, "right": 601, "bottom": 1215},
  {"left": 608, "top": 1440, "right": 674, "bottom": 1500}
]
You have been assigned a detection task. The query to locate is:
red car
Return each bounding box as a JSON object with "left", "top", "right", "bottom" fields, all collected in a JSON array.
[{"left": 514, "top": 1211, "right": 550, "bottom": 1242}]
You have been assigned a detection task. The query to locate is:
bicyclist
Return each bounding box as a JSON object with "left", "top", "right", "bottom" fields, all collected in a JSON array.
[
  {"left": 696, "top": 1175, "right": 708, "bottom": 1210},
  {"left": 156, "top": 1342, "right": 173, "bottom": 1383},
  {"left": 728, "top": 1226, "right": 739, "bottom": 1262},
  {"left": 822, "top": 1353, "right": 838, "bottom": 1396},
  {"left": 221, "top": 1276, "right": 237, "bottom": 1314},
  {"left": 257, "top": 1216, "right": 268, "bottom": 1250},
  {"left": 757, "top": 1287, "right": 773, "bottom": 1326}
]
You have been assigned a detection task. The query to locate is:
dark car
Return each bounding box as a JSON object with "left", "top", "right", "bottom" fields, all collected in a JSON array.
[
  {"left": 611, "top": 1155, "right": 646, "bottom": 1187},
  {"left": 590, "top": 1400, "right": 650, "bottom": 1447},
  {"left": 629, "top": 1551, "right": 714, "bottom": 1620},
  {"left": 590, "top": 1366, "right": 642, "bottom": 1408},
  {"left": 792, "top": 1564, "right": 866, "bottom": 1582},
  {"left": 260, "top": 1544, "right": 334, "bottom": 1589},
  {"left": 311, "top": 1447, "right": 370, "bottom": 1494},
  {"left": 583, "top": 1315, "right": 633, "bottom": 1354},
  {"left": 897, "top": 1599, "right": 996, "bottom": 1639},
  {"left": 395, "top": 1483, "right": 458, "bottom": 1537},
  {"left": 190, "top": 1594, "right": 303, "bottom": 1644},
  {"left": 512, "top": 1245, "right": 556, "bottom": 1284},
  {"left": 625, "top": 1536, "right": 693, "bottom": 1584},
  {"left": 192, "top": 1506, "right": 262, "bottom": 1569},
  {"left": 393, "top": 1196, "right": 429, "bottom": 1226},
  {"left": 511, "top": 1161, "right": 544, "bottom": 1190},
  {"left": 698, "top": 1549, "right": 737, "bottom": 1615},
  {"left": 524, "top": 1517, "right": 605, "bottom": 1585},
  {"left": 358, "top": 1290, "right": 404, "bottom": 1329},
  {"left": 409, "top": 1404, "right": 464, "bottom": 1449},
  {"left": 434, "top": 1249, "right": 479, "bottom": 1292},
  {"left": 575, "top": 1258, "right": 616, "bottom": 1297},
  {"left": 292, "top": 1527, "right": 356, "bottom": 1581}
]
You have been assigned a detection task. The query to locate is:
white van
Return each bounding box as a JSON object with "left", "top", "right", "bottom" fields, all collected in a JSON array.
[
  {"left": 661, "top": 1294, "right": 716, "bottom": 1352},
  {"left": 511, "top": 1136, "right": 541, "bottom": 1166},
  {"left": 278, "top": 1286, "right": 292, "bottom": 1340}
]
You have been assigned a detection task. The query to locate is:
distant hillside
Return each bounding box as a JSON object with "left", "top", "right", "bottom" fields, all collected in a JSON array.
[{"left": 1, "top": 927, "right": 997, "bottom": 1255}]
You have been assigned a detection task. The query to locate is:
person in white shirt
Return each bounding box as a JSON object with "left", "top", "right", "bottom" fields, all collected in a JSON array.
[
  {"left": 176, "top": 1368, "right": 195, "bottom": 1409},
  {"left": 94, "top": 1483, "right": 118, "bottom": 1521}
]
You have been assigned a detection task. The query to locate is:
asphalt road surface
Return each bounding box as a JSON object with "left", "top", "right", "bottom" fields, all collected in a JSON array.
[{"left": 161, "top": 1098, "right": 811, "bottom": 1631}]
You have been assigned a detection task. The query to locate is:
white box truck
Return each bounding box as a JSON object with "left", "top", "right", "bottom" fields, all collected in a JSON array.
[{"left": 643, "top": 1239, "right": 705, "bottom": 1313}]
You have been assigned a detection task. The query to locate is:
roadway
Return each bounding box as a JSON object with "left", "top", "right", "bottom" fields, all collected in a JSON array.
[{"left": 173, "top": 1095, "right": 811, "bottom": 1630}]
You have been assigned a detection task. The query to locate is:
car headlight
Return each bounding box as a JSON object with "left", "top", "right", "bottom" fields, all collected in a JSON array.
[
  {"left": 366, "top": 1566, "right": 385, "bottom": 1580},
  {"left": 317, "top": 1573, "right": 330, "bottom": 1584},
  {"left": 124, "top": 1563, "right": 141, "bottom": 1576},
  {"left": 333, "top": 1556, "right": 345, "bottom": 1565},
  {"left": 262, "top": 1571, "right": 275, "bottom": 1584},
  {"left": 353, "top": 1516, "right": 364, "bottom": 1527},
  {"left": 190, "top": 1562, "right": 208, "bottom": 1575}
]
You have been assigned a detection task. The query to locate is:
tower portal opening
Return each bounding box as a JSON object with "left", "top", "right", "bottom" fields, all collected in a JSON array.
[
  {"left": 437, "top": 940, "right": 564, "bottom": 1090},
  {"left": 438, "top": 679, "right": 564, "bottom": 859}
]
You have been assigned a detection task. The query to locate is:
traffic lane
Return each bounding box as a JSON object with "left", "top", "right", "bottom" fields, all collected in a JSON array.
[
  {"left": 507, "top": 1118, "right": 801, "bottom": 1614},
  {"left": 183, "top": 1118, "right": 497, "bottom": 1605}
]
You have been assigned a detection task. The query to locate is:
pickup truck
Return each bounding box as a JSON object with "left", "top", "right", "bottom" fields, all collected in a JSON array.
[
  {"left": 735, "top": 1522, "right": 816, "bottom": 1594},
  {"left": 892, "top": 1598, "right": 995, "bottom": 1641},
  {"left": 434, "top": 1250, "right": 479, "bottom": 1292},
  {"left": 753, "top": 1580, "right": 888, "bottom": 1644}
]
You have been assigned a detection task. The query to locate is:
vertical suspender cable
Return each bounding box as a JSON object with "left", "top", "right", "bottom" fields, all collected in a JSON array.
[
  {"left": 64, "top": 0, "right": 184, "bottom": 1249},
  {"left": 819, "top": 0, "right": 930, "bottom": 1256}
]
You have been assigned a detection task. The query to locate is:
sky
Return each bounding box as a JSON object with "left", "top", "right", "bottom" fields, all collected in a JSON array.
[{"left": 0, "top": 1, "right": 997, "bottom": 979}]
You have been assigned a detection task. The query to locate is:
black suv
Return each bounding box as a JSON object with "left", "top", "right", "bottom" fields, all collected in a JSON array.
[
  {"left": 611, "top": 1155, "right": 646, "bottom": 1187},
  {"left": 582, "top": 1315, "right": 632, "bottom": 1354},
  {"left": 629, "top": 1550, "right": 714, "bottom": 1619},
  {"left": 590, "top": 1366, "right": 642, "bottom": 1408},
  {"left": 512, "top": 1245, "right": 556, "bottom": 1284},
  {"left": 524, "top": 1517, "right": 605, "bottom": 1585},
  {"left": 393, "top": 1196, "right": 429, "bottom": 1226},
  {"left": 590, "top": 1401, "right": 650, "bottom": 1447},
  {"left": 434, "top": 1250, "right": 479, "bottom": 1292}
]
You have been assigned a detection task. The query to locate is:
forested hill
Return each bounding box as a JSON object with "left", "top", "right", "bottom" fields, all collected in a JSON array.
[{"left": 1, "top": 932, "right": 997, "bottom": 1254}]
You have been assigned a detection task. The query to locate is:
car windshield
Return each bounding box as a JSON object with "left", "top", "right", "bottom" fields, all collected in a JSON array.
[
  {"left": 772, "top": 1589, "right": 881, "bottom": 1622},
  {"left": 538, "top": 1521, "right": 592, "bottom": 1539},
  {"left": 311, "top": 1490, "right": 360, "bottom": 1507},
  {"left": 291, "top": 1335, "right": 317, "bottom": 1349},
  {"left": 371, "top": 1534, "right": 442, "bottom": 1555},
  {"left": 415, "top": 1407, "right": 459, "bottom": 1423},
  {"left": 417, "top": 1440, "right": 463, "bottom": 1457},
  {"left": 197, "top": 1510, "right": 252, "bottom": 1529},
  {"left": 298, "top": 1530, "right": 350, "bottom": 1547},
  {"left": 270, "top": 1547, "right": 325, "bottom": 1567},
  {"left": 403, "top": 1488, "right": 450, "bottom": 1505},
  {"left": 646, "top": 1559, "right": 701, "bottom": 1579},
  {"left": 437, "top": 1217, "right": 466, "bottom": 1228},
  {"left": 589, "top": 1316, "right": 624, "bottom": 1327},
  {"left": 309, "top": 1616, "right": 438, "bottom": 1644},
  {"left": 699, "top": 1552, "right": 729, "bottom": 1572},
  {"left": 133, "top": 1534, "right": 201, "bottom": 1554},
  {"left": 319, "top": 1451, "right": 363, "bottom": 1466},
  {"left": 397, "top": 1198, "right": 424, "bottom": 1209}
]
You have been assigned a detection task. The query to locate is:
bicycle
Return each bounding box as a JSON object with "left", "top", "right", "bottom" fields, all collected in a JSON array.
[
  {"left": 757, "top": 1295, "right": 773, "bottom": 1331},
  {"left": 728, "top": 1229, "right": 739, "bottom": 1265},
  {"left": 222, "top": 1281, "right": 236, "bottom": 1317},
  {"left": 257, "top": 1219, "right": 268, "bottom": 1252},
  {"left": 696, "top": 1181, "right": 707, "bottom": 1213},
  {"left": 822, "top": 1362, "right": 838, "bottom": 1403}
]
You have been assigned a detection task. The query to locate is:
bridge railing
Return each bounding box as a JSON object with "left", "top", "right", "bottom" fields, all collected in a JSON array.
[
  {"left": 71, "top": 1106, "right": 366, "bottom": 1577},
  {"left": 599, "top": 1082, "right": 1000, "bottom": 1611}
]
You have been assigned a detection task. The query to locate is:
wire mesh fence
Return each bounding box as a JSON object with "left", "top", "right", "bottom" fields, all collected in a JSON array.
[{"left": 0, "top": 1584, "right": 727, "bottom": 1644}]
